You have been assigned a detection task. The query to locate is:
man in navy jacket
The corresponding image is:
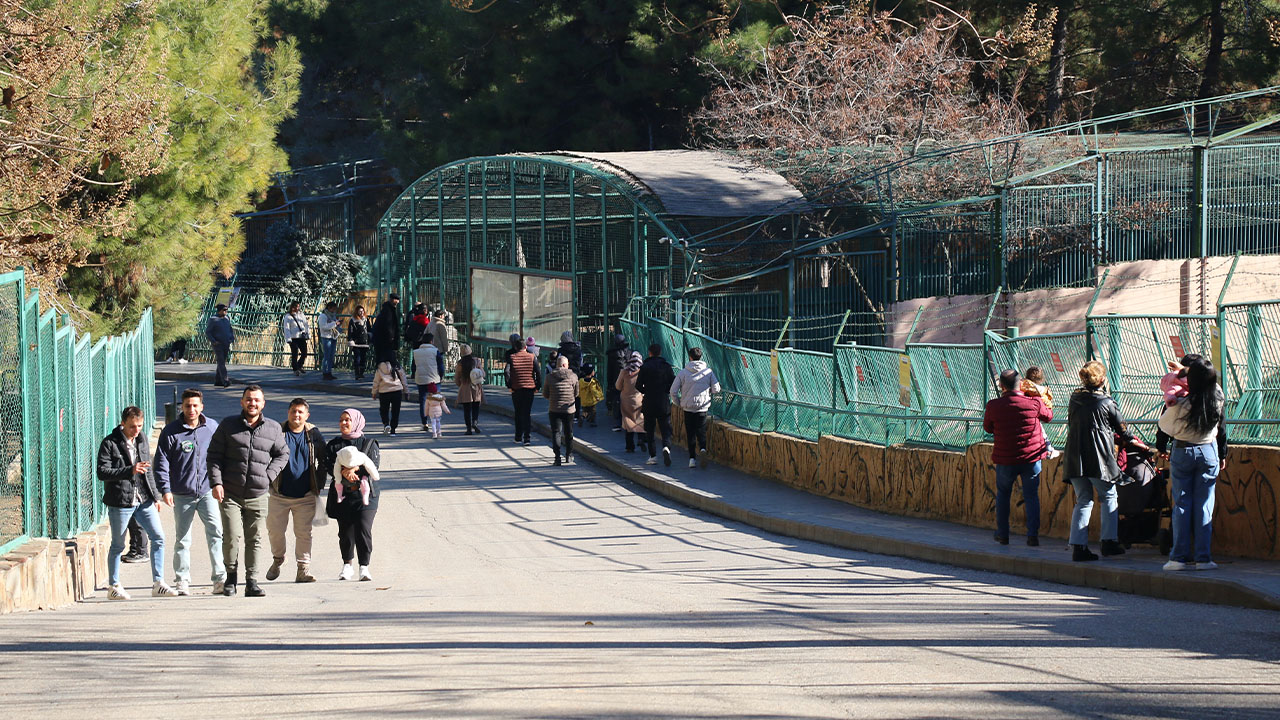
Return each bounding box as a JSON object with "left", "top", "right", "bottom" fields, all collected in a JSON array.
[{"left": 154, "top": 388, "right": 224, "bottom": 596}]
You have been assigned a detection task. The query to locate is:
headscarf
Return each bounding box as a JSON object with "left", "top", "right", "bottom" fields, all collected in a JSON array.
[
  {"left": 340, "top": 408, "right": 366, "bottom": 439},
  {"left": 625, "top": 350, "right": 642, "bottom": 373}
]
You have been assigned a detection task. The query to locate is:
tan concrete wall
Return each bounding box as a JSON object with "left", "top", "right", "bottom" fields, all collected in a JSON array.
[
  {"left": 0, "top": 527, "right": 110, "bottom": 614},
  {"left": 884, "top": 254, "right": 1280, "bottom": 346},
  {"left": 683, "top": 406, "right": 1280, "bottom": 560}
]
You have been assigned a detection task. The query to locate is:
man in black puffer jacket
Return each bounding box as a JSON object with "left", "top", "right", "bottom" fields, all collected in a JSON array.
[
  {"left": 208, "top": 384, "right": 288, "bottom": 597},
  {"left": 634, "top": 343, "right": 675, "bottom": 467}
]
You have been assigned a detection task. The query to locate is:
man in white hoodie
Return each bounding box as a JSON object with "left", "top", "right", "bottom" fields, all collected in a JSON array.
[{"left": 670, "top": 347, "right": 721, "bottom": 468}]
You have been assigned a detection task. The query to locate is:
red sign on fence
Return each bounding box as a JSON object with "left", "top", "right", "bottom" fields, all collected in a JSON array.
[
  {"left": 1050, "top": 352, "right": 1065, "bottom": 372},
  {"left": 941, "top": 360, "right": 951, "bottom": 379},
  {"left": 1170, "top": 336, "right": 1186, "bottom": 359},
  {"left": 742, "top": 355, "right": 749, "bottom": 370},
  {"left": 856, "top": 365, "right": 865, "bottom": 382}
]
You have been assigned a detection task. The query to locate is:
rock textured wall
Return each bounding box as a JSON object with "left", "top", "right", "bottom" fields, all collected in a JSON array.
[{"left": 680, "top": 407, "right": 1280, "bottom": 560}]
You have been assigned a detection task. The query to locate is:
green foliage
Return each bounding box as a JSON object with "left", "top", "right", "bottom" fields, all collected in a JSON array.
[
  {"left": 65, "top": 0, "right": 302, "bottom": 343},
  {"left": 242, "top": 222, "right": 364, "bottom": 301}
]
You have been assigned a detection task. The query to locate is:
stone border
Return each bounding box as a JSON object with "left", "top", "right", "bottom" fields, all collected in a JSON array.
[{"left": 0, "top": 528, "right": 110, "bottom": 613}]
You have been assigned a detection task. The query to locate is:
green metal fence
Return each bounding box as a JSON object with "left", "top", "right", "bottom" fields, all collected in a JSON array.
[
  {"left": 0, "top": 269, "right": 155, "bottom": 555},
  {"left": 621, "top": 291, "right": 1280, "bottom": 452}
]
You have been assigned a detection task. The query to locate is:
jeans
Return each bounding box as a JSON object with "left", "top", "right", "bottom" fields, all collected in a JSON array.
[
  {"left": 1069, "top": 476, "right": 1118, "bottom": 545},
  {"left": 172, "top": 491, "right": 225, "bottom": 584},
  {"left": 289, "top": 338, "right": 309, "bottom": 373},
  {"left": 512, "top": 388, "right": 536, "bottom": 441},
  {"left": 994, "top": 461, "right": 1041, "bottom": 539},
  {"left": 268, "top": 492, "right": 316, "bottom": 564},
  {"left": 684, "top": 410, "right": 709, "bottom": 457},
  {"left": 320, "top": 337, "right": 337, "bottom": 375},
  {"left": 351, "top": 346, "right": 368, "bottom": 377},
  {"left": 378, "top": 390, "right": 403, "bottom": 430},
  {"left": 462, "top": 401, "right": 480, "bottom": 430},
  {"left": 107, "top": 503, "right": 165, "bottom": 586},
  {"left": 212, "top": 342, "right": 230, "bottom": 386},
  {"left": 644, "top": 413, "right": 673, "bottom": 457},
  {"left": 1169, "top": 441, "right": 1219, "bottom": 563},
  {"left": 550, "top": 411, "right": 574, "bottom": 458},
  {"left": 221, "top": 492, "right": 269, "bottom": 581}
]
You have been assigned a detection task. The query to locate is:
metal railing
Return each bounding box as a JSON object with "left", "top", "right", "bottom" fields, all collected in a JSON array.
[{"left": 1, "top": 269, "right": 156, "bottom": 554}]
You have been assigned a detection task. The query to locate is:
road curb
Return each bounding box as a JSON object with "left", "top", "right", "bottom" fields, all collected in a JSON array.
[{"left": 157, "top": 369, "right": 1280, "bottom": 611}]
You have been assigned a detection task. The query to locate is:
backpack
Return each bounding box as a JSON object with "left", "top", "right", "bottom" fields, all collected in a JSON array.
[{"left": 469, "top": 367, "right": 485, "bottom": 385}]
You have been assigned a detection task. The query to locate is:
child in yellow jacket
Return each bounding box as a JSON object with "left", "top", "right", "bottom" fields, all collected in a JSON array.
[{"left": 578, "top": 363, "right": 604, "bottom": 427}]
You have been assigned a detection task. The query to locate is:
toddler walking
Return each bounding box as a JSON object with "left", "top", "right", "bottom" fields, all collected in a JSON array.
[
  {"left": 425, "top": 392, "right": 451, "bottom": 438},
  {"left": 1020, "top": 366, "right": 1060, "bottom": 459},
  {"left": 578, "top": 363, "right": 604, "bottom": 426}
]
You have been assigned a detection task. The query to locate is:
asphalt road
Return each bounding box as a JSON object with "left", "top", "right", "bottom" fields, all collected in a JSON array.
[{"left": 1, "top": 382, "right": 1277, "bottom": 719}]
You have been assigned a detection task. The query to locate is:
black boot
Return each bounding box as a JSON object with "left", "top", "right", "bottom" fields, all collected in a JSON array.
[
  {"left": 1100, "top": 540, "right": 1127, "bottom": 557},
  {"left": 223, "top": 569, "right": 238, "bottom": 596},
  {"left": 1072, "top": 544, "right": 1099, "bottom": 562},
  {"left": 245, "top": 579, "right": 266, "bottom": 597}
]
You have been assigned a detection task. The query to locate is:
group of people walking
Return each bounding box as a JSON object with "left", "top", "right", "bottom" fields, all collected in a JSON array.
[
  {"left": 204, "top": 293, "right": 454, "bottom": 388},
  {"left": 984, "top": 355, "right": 1228, "bottom": 569},
  {"left": 97, "top": 385, "right": 382, "bottom": 599}
]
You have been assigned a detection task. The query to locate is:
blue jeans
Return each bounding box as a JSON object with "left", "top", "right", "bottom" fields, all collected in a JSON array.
[
  {"left": 1169, "top": 441, "right": 1219, "bottom": 563},
  {"left": 1069, "top": 477, "right": 1118, "bottom": 545},
  {"left": 321, "top": 337, "right": 337, "bottom": 375},
  {"left": 995, "top": 461, "right": 1041, "bottom": 539},
  {"left": 172, "top": 491, "right": 225, "bottom": 584},
  {"left": 107, "top": 503, "right": 165, "bottom": 586}
]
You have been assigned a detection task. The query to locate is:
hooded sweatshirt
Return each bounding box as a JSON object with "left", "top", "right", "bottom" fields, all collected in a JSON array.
[{"left": 670, "top": 360, "right": 722, "bottom": 413}]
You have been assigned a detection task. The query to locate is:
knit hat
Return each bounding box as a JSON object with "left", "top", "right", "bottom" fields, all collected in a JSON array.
[
  {"left": 526, "top": 337, "right": 536, "bottom": 349},
  {"left": 459, "top": 343, "right": 472, "bottom": 356},
  {"left": 625, "top": 351, "right": 642, "bottom": 372}
]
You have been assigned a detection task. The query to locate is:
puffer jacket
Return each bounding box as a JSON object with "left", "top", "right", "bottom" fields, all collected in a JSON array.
[
  {"left": 208, "top": 413, "right": 289, "bottom": 499},
  {"left": 97, "top": 427, "right": 162, "bottom": 508},
  {"left": 635, "top": 356, "right": 675, "bottom": 414},
  {"left": 670, "top": 360, "right": 721, "bottom": 413},
  {"left": 557, "top": 332, "right": 582, "bottom": 374},
  {"left": 983, "top": 391, "right": 1052, "bottom": 464},
  {"left": 542, "top": 368, "right": 579, "bottom": 414},
  {"left": 1062, "top": 388, "right": 1133, "bottom": 482}
]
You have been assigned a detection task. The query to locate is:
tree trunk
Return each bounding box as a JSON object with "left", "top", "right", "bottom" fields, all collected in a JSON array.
[
  {"left": 1198, "top": 0, "right": 1225, "bottom": 98},
  {"left": 1044, "top": 0, "right": 1073, "bottom": 123}
]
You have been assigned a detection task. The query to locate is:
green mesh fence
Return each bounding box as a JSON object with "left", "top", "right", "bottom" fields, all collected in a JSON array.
[
  {"left": 1220, "top": 301, "right": 1280, "bottom": 444},
  {"left": 1087, "top": 314, "right": 1218, "bottom": 424},
  {"left": 0, "top": 269, "right": 155, "bottom": 554},
  {"left": 903, "top": 343, "right": 987, "bottom": 447},
  {"left": 986, "top": 331, "right": 1089, "bottom": 445},
  {"left": 834, "top": 344, "right": 918, "bottom": 445}
]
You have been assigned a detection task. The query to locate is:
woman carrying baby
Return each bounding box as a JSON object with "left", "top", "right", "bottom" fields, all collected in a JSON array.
[{"left": 324, "top": 408, "right": 381, "bottom": 581}]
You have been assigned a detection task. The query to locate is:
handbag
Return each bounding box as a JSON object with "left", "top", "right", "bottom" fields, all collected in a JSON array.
[{"left": 312, "top": 491, "right": 330, "bottom": 527}]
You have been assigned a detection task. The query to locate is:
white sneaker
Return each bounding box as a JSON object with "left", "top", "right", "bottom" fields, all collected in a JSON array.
[
  {"left": 1163, "top": 560, "right": 1189, "bottom": 571},
  {"left": 698, "top": 448, "right": 708, "bottom": 468},
  {"left": 688, "top": 458, "right": 698, "bottom": 468},
  {"left": 359, "top": 565, "right": 372, "bottom": 581},
  {"left": 174, "top": 580, "right": 190, "bottom": 596},
  {"left": 108, "top": 584, "right": 131, "bottom": 600},
  {"left": 383, "top": 425, "right": 391, "bottom": 436},
  {"left": 177, "top": 358, "right": 188, "bottom": 364},
  {"left": 152, "top": 581, "right": 179, "bottom": 597},
  {"left": 645, "top": 456, "right": 657, "bottom": 465},
  {"left": 339, "top": 563, "right": 354, "bottom": 581},
  {"left": 1195, "top": 561, "right": 1219, "bottom": 570},
  {"left": 212, "top": 580, "right": 225, "bottom": 595}
]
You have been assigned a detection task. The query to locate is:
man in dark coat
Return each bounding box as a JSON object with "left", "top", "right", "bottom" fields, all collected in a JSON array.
[
  {"left": 208, "top": 384, "right": 288, "bottom": 597},
  {"left": 98, "top": 405, "right": 175, "bottom": 599},
  {"left": 634, "top": 343, "right": 675, "bottom": 467},
  {"left": 372, "top": 294, "right": 401, "bottom": 364},
  {"left": 983, "top": 369, "right": 1052, "bottom": 547}
]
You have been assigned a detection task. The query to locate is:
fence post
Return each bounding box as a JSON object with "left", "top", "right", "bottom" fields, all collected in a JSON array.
[
  {"left": 1085, "top": 269, "right": 1111, "bottom": 359},
  {"left": 15, "top": 275, "right": 34, "bottom": 540}
]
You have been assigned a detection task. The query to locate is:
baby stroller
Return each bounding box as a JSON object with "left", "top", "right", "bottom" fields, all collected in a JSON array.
[{"left": 1115, "top": 442, "right": 1173, "bottom": 555}]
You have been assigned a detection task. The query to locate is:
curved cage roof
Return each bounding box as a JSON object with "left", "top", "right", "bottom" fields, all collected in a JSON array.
[{"left": 533, "top": 150, "right": 810, "bottom": 218}]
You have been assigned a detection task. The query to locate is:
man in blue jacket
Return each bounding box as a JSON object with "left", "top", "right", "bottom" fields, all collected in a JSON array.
[
  {"left": 205, "top": 303, "right": 235, "bottom": 387},
  {"left": 154, "top": 388, "right": 225, "bottom": 596}
]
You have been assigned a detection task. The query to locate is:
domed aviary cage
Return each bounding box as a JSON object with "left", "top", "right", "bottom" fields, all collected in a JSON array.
[{"left": 373, "top": 151, "right": 810, "bottom": 362}]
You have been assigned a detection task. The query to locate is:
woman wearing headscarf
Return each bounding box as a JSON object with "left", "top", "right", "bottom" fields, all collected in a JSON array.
[
  {"left": 1157, "top": 357, "right": 1228, "bottom": 571},
  {"left": 324, "top": 409, "right": 381, "bottom": 581},
  {"left": 614, "top": 350, "right": 646, "bottom": 453},
  {"left": 454, "top": 344, "right": 484, "bottom": 435},
  {"left": 1063, "top": 360, "right": 1135, "bottom": 562}
]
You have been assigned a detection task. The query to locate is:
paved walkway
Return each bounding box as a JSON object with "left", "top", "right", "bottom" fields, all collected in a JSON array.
[
  {"left": 153, "top": 362, "right": 1280, "bottom": 611},
  {"left": 1, "top": 373, "right": 1276, "bottom": 717}
]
